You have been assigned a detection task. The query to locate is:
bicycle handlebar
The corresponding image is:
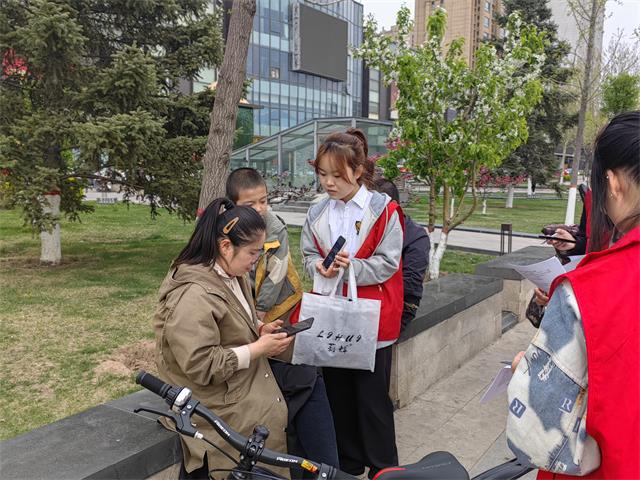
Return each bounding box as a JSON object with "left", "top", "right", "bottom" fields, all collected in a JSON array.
[
  {"left": 192, "top": 404, "right": 327, "bottom": 474},
  {"left": 135, "top": 371, "right": 346, "bottom": 479},
  {"left": 137, "top": 371, "right": 170, "bottom": 398},
  {"left": 135, "top": 371, "right": 531, "bottom": 480}
]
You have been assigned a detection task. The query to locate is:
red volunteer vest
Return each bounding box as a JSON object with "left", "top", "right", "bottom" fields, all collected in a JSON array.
[
  {"left": 538, "top": 226, "right": 640, "bottom": 479},
  {"left": 292, "top": 202, "right": 405, "bottom": 342}
]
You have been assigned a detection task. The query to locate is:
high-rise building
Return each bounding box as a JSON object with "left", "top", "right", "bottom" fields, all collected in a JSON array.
[
  {"left": 414, "top": 0, "right": 502, "bottom": 65},
  {"left": 547, "top": 0, "right": 604, "bottom": 68},
  {"left": 244, "top": 0, "right": 364, "bottom": 138},
  {"left": 363, "top": 26, "right": 401, "bottom": 122},
  {"left": 188, "top": 1, "right": 364, "bottom": 140}
]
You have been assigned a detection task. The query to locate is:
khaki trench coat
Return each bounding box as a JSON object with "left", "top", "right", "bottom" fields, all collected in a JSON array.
[{"left": 153, "top": 263, "right": 288, "bottom": 478}]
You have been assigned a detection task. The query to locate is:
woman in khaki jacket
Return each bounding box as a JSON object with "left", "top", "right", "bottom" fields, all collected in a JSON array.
[{"left": 153, "top": 198, "right": 293, "bottom": 479}]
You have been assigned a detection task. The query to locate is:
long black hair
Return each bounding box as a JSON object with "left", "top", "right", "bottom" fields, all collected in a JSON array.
[
  {"left": 590, "top": 111, "right": 640, "bottom": 252},
  {"left": 172, "top": 197, "right": 266, "bottom": 267}
]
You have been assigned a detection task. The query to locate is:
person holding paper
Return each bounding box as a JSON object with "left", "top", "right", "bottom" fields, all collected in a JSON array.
[
  {"left": 506, "top": 111, "right": 640, "bottom": 478},
  {"left": 534, "top": 189, "right": 590, "bottom": 310}
]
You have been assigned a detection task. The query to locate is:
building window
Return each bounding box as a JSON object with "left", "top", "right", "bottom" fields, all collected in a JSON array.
[
  {"left": 368, "top": 68, "right": 381, "bottom": 119},
  {"left": 485, "top": 1, "right": 491, "bottom": 12},
  {"left": 270, "top": 67, "right": 280, "bottom": 79},
  {"left": 483, "top": 32, "right": 490, "bottom": 40},
  {"left": 483, "top": 16, "right": 490, "bottom": 28}
]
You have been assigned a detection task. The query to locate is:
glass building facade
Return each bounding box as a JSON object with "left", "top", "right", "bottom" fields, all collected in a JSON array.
[
  {"left": 246, "top": 0, "right": 364, "bottom": 138},
  {"left": 230, "top": 117, "right": 392, "bottom": 188}
]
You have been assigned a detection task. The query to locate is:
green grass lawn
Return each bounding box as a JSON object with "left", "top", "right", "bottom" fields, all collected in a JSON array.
[
  {"left": 1, "top": 203, "right": 492, "bottom": 439},
  {"left": 404, "top": 196, "right": 583, "bottom": 234}
]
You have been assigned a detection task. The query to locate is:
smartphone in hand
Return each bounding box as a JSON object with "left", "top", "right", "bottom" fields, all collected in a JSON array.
[
  {"left": 538, "top": 235, "right": 577, "bottom": 244},
  {"left": 273, "top": 317, "right": 315, "bottom": 337},
  {"left": 322, "top": 236, "right": 346, "bottom": 270}
]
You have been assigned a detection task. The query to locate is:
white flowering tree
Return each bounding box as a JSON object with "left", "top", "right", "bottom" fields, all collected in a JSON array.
[{"left": 355, "top": 7, "right": 546, "bottom": 279}]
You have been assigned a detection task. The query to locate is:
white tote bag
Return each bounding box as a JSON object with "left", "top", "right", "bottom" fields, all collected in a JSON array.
[{"left": 291, "top": 267, "right": 380, "bottom": 372}]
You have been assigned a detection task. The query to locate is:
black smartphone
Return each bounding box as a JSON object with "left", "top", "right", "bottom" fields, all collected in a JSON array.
[
  {"left": 322, "top": 236, "right": 346, "bottom": 270},
  {"left": 538, "top": 235, "right": 577, "bottom": 244},
  {"left": 273, "top": 317, "right": 315, "bottom": 337}
]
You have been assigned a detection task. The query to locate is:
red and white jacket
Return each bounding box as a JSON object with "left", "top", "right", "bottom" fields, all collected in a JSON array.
[{"left": 296, "top": 190, "right": 405, "bottom": 342}]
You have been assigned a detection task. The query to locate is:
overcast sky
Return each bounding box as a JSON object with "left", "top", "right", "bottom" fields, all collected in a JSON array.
[{"left": 362, "top": 0, "right": 640, "bottom": 49}]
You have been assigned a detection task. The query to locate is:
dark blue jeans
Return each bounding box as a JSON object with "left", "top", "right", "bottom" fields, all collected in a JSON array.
[{"left": 294, "top": 375, "right": 340, "bottom": 469}]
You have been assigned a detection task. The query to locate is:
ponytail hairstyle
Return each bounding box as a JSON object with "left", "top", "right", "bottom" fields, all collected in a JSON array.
[
  {"left": 172, "top": 197, "right": 266, "bottom": 267},
  {"left": 590, "top": 110, "right": 640, "bottom": 252},
  {"left": 312, "top": 128, "right": 375, "bottom": 189}
]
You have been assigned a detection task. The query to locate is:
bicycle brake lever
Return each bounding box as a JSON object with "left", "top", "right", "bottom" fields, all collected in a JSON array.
[
  {"left": 172, "top": 399, "right": 202, "bottom": 438},
  {"left": 135, "top": 399, "right": 203, "bottom": 439},
  {"left": 134, "top": 406, "right": 179, "bottom": 427},
  {"left": 134, "top": 406, "right": 172, "bottom": 417}
]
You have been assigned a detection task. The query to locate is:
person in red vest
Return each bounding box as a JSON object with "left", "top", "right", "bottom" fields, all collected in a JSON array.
[
  {"left": 300, "top": 128, "right": 403, "bottom": 478},
  {"left": 530, "top": 187, "right": 591, "bottom": 313},
  {"left": 506, "top": 110, "right": 640, "bottom": 478}
]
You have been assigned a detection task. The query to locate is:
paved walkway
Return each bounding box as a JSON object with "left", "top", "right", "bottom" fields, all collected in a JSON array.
[
  {"left": 276, "top": 211, "right": 553, "bottom": 255},
  {"left": 394, "top": 320, "right": 538, "bottom": 478}
]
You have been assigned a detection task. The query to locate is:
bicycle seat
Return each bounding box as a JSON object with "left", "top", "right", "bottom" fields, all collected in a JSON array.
[{"left": 373, "top": 451, "right": 469, "bottom": 480}]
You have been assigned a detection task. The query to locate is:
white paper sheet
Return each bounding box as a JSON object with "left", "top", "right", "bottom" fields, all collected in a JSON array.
[
  {"left": 564, "top": 255, "right": 586, "bottom": 272},
  {"left": 480, "top": 365, "right": 513, "bottom": 404},
  {"left": 509, "top": 256, "right": 567, "bottom": 292}
]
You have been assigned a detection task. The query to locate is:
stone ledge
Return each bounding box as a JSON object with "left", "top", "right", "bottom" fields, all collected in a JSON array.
[
  {"left": 474, "top": 246, "right": 554, "bottom": 281},
  {"left": 399, "top": 273, "right": 503, "bottom": 343},
  {"left": 0, "top": 390, "right": 180, "bottom": 480},
  {"left": 391, "top": 273, "right": 504, "bottom": 408}
]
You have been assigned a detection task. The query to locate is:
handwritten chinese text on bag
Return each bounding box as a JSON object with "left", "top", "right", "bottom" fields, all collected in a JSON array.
[{"left": 291, "top": 268, "right": 380, "bottom": 372}]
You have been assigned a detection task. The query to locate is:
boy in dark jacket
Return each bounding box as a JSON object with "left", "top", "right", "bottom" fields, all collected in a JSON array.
[{"left": 374, "top": 178, "right": 430, "bottom": 331}]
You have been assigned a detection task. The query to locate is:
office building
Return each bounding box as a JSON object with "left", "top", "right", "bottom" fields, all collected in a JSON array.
[
  {"left": 188, "top": 1, "right": 365, "bottom": 141},
  {"left": 245, "top": 0, "right": 364, "bottom": 138},
  {"left": 414, "top": 0, "right": 503, "bottom": 65}
]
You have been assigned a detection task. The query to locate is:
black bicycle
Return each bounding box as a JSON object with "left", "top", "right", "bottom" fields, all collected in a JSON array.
[{"left": 135, "top": 371, "right": 532, "bottom": 480}]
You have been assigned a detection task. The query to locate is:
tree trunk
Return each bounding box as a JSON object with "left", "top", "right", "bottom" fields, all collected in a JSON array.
[
  {"left": 40, "top": 193, "right": 61, "bottom": 264},
  {"left": 442, "top": 183, "right": 451, "bottom": 224},
  {"left": 429, "top": 230, "right": 448, "bottom": 280},
  {"left": 427, "top": 178, "right": 437, "bottom": 229},
  {"left": 565, "top": 186, "right": 578, "bottom": 225},
  {"left": 198, "top": 0, "right": 257, "bottom": 214},
  {"left": 505, "top": 185, "right": 515, "bottom": 208},
  {"left": 426, "top": 178, "right": 438, "bottom": 271},
  {"left": 559, "top": 140, "right": 568, "bottom": 184},
  {"left": 427, "top": 228, "right": 437, "bottom": 271},
  {"left": 482, "top": 198, "right": 487, "bottom": 215},
  {"left": 527, "top": 178, "right": 533, "bottom": 197},
  {"left": 566, "top": 0, "right": 599, "bottom": 225}
]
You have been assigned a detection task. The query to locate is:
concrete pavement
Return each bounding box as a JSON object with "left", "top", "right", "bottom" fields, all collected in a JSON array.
[{"left": 393, "top": 320, "right": 538, "bottom": 478}]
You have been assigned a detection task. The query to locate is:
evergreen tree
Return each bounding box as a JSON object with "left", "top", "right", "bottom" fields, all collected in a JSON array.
[
  {"left": 495, "top": 0, "right": 576, "bottom": 195},
  {"left": 0, "top": 0, "right": 223, "bottom": 263}
]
